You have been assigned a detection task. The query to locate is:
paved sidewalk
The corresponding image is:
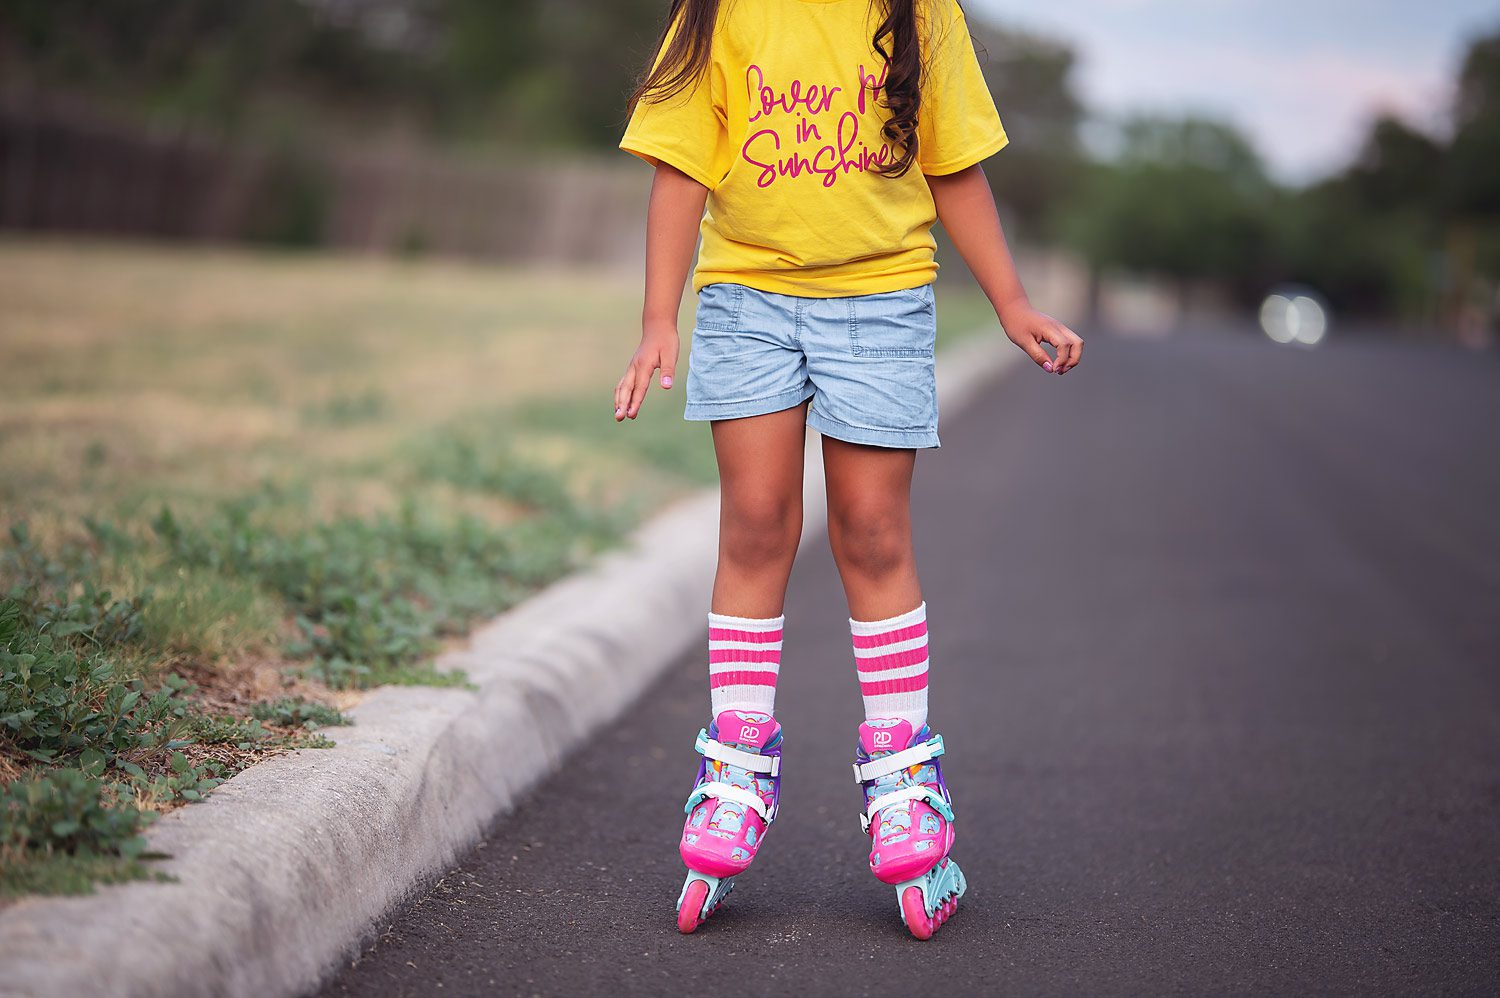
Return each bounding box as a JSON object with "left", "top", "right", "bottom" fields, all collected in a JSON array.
[{"left": 320, "top": 331, "right": 1500, "bottom": 997}]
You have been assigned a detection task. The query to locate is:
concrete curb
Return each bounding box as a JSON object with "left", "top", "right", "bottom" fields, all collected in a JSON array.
[{"left": 0, "top": 332, "right": 1021, "bottom": 998}]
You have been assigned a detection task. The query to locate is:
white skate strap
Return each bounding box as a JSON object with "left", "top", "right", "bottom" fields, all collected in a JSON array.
[
  {"left": 860, "top": 785, "right": 954, "bottom": 834},
  {"left": 685, "top": 781, "right": 771, "bottom": 821},
  {"left": 851, "top": 735, "right": 944, "bottom": 784},
  {"left": 695, "top": 730, "right": 780, "bottom": 776}
]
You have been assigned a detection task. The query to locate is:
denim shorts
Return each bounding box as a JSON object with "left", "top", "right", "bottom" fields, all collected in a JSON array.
[{"left": 683, "top": 282, "right": 940, "bottom": 449}]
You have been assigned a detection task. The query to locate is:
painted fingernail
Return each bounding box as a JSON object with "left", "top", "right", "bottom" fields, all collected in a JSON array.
[
  {"left": 662, "top": 375, "right": 673, "bottom": 388},
  {"left": 615, "top": 407, "right": 623, "bottom": 417},
  {"left": 1043, "top": 361, "right": 1054, "bottom": 373}
]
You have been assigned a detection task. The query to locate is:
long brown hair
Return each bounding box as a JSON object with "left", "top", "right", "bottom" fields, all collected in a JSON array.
[{"left": 626, "top": 0, "right": 943, "bottom": 178}]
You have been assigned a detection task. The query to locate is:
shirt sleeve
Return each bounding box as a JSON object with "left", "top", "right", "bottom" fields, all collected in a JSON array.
[
  {"left": 917, "top": 0, "right": 1009, "bottom": 175},
  {"left": 618, "top": 11, "right": 733, "bottom": 190}
]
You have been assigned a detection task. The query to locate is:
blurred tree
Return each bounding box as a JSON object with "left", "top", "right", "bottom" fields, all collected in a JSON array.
[
  {"left": 0, "top": 0, "right": 428, "bottom": 133},
  {"left": 1269, "top": 115, "right": 1442, "bottom": 318},
  {"left": 1346, "top": 115, "right": 1445, "bottom": 216},
  {"left": 1443, "top": 28, "right": 1500, "bottom": 322},
  {"left": 1448, "top": 29, "right": 1500, "bottom": 221},
  {"left": 1058, "top": 116, "right": 1275, "bottom": 315},
  {"left": 475, "top": 0, "right": 669, "bottom": 146},
  {"left": 1273, "top": 177, "right": 1432, "bottom": 317},
  {"left": 966, "top": 21, "right": 1086, "bottom": 240},
  {"left": 0, "top": 0, "right": 675, "bottom": 147}
]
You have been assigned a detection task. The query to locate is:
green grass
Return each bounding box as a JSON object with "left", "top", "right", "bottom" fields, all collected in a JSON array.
[
  {"left": 1, "top": 849, "right": 172, "bottom": 899},
  {"left": 250, "top": 697, "right": 347, "bottom": 730}
]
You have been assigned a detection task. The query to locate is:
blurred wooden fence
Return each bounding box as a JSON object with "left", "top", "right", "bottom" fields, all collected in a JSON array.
[
  {"left": 0, "top": 98, "right": 1107, "bottom": 325},
  {"left": 0, "top": 100, "right": 649, "bottom": 265}
]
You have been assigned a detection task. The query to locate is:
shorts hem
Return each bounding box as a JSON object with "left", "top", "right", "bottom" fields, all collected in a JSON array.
[
  {"left": 683, "top": 385, "right": 817, "bottom": 422},
  {"left": 806, "top": 408, "right": 940, "bottom": 450}
]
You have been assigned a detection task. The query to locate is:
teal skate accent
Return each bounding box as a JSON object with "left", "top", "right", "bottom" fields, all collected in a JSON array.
[
  {"left": 918, "top": 787, "right": 955, "bottom": 822},
  {"left": 895, "top": 858, "right": 968, "bottom": 926},
  {"left": 678, "top": 870, "right": 735, "bottom": 920}
]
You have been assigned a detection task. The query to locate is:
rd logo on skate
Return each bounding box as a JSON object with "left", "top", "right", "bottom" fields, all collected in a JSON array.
[
  {"left": 739, "top": 725, "right": 762, "bottom": 742},
  {"left": 872, "top": 730, "right": 893, "bottom": 748}
]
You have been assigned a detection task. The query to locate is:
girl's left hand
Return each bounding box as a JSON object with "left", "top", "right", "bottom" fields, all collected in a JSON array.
[{"left": 1001, "top": 305, "right": 1084, "bottom": 375}]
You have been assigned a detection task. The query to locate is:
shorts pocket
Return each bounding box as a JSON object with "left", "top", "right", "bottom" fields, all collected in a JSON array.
[
  {"left": 695, "top": 283, "right": 743, "bottom": 332},
  {"left": 847, "top": 287, "right": 937, "bottom": 358}
]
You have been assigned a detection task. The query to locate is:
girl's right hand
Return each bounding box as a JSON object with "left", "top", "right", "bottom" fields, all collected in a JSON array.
[{"left": 614, "top": 321, "right": 680, "bottom": 421}]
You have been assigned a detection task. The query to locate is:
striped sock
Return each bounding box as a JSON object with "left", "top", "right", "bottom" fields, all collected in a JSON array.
[
  {"left": 707, "top": 611, "right": 784, "bottom": 717},
  {"left": 850, "top": 601, "right": 930, "bottom": 731}
]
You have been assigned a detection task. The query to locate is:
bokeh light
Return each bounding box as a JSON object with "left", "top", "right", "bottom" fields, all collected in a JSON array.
[{"left": 1260, "top": 289, "right": 1330, "bottom": 346}]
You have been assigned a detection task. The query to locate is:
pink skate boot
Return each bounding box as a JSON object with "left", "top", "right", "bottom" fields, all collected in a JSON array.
[
  {"left": 676, "top": 709, "right": 782, "bottom": 933},
  {"left": 853, "top": 718, "right": 967, "bottom": 940}
]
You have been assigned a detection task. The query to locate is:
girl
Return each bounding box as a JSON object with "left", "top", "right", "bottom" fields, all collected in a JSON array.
[{"left": 614, "top": 0, "right": 1083, "bottom": 938}]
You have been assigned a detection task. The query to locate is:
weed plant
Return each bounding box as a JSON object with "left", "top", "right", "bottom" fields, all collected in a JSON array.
[{"left": 1, "top": 429, "right": 632, "bottom": 896}]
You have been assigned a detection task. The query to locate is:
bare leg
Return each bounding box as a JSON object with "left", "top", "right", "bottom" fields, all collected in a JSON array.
[
  {"left": 709, "top": 400, "right": 811, "bottom": 617},
  {"left": 822, "top": 435, "right": 922, "bottom": 620}
]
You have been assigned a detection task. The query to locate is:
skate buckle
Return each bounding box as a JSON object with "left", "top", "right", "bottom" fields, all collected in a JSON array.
[
  {"left": 851, "top": 735, "right": 944, "bottom": 784},
  {"left": 685, "top": 780, "right": 772, "bottom": 820},
  {"left": 695, "top": 730, "right": 780, "bottom": 776}
]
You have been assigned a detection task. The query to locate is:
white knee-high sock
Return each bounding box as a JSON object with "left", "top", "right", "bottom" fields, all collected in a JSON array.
[
  {"left": 707, "top": 611, "right": 784, "bottom": 717},
  {"left": 850, "top": 601, "right": 930, "bottom": 731}
]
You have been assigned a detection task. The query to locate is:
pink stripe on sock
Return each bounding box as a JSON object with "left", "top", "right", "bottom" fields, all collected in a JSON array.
[
  {"left": 708, "top": 647, "right": 782, "bottom": 664},
  {"left": 710, "top": 670, "right": 780, "bottom": 689},
  {"left": 710, "top": 626, "right": 784, "bottom": 644},
  {"left": 850, "top": 621, "right": 926, "bottom": 649},
  {"left": 859, "top": 672, "right": 930, "bottom": 696},
  {"left": 855, "top": 646, "right": 929, "bottom": 673}
]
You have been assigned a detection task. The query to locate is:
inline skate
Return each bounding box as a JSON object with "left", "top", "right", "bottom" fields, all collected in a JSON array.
[
  {"left": 676, "top": 709, "right": 783, "bottom": 933},
  {"left": 853, "top": 717, "right": 966, "bottom": 939}
]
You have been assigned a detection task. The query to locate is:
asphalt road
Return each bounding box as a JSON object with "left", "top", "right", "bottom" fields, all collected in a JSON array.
[{"left": 317, "top": 330, "right": 1500, "bottom": 997}]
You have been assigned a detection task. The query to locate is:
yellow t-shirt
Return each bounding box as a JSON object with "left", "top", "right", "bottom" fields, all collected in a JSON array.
[{"left": 620, "top": 0, "right": 1007, "bottom": 297}]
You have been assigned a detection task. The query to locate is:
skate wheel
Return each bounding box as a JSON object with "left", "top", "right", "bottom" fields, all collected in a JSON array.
[
  {"left": 937, "top": 895, "right": 959, "bottom": 926},
  {"left": 900, "top": 886, "right": 935, "bottom": 941},
  {"left": 678, "top": 878, "right": 710, "bottom": 934}
]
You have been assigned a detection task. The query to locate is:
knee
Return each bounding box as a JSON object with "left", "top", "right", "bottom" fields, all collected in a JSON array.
[
  {"left": 721, "top": 493, "right": 801, "bottom": 568},
  {"left": 829, "top": 502, "right": 910, "bottom": 578}
]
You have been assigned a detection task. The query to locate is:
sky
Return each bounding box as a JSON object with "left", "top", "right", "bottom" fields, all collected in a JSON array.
[{"left": 973, "top": 0, "right": 1500, "bottom": 182}]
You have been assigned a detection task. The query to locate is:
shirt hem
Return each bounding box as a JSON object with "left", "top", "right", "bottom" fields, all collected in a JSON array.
[
  {"left": 618, "top": 138, "right": 720, "bottom": 191},
  {"left": 692, "top": 268, "right": 938, "bottom": 298},
  {"left": 920, "top": 131, "right": 1011, "bottom": 177}
]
